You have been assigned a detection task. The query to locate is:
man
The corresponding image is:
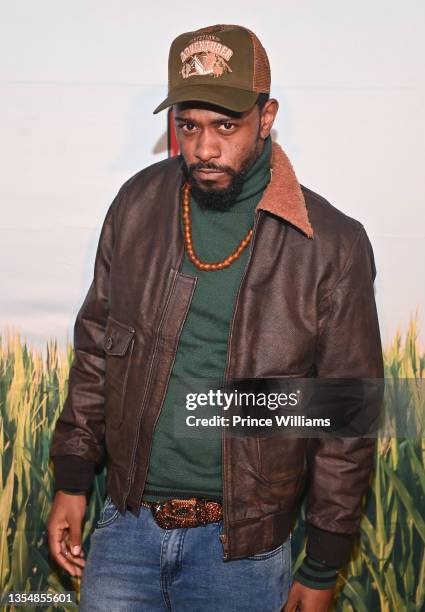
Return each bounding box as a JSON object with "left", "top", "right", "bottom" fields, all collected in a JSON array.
[{"left": 47, "top": 24, "right": 383, "bottom": 611}]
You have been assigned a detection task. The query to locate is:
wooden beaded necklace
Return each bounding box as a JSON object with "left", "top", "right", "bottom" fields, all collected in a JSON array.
[{"left": 181, "top": 182, "right": 253, "bottom": 271}]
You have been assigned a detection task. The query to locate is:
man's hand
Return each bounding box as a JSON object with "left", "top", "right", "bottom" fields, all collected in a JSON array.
[
  {"left": 283, "top": 580, "right": 335, "bottom": 612},
  {"left": 47, "top": 491, "right": 87, "bottom": 577}
]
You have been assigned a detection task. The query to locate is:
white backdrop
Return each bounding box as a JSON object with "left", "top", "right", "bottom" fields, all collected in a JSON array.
[{"left": 1, "top": 0, "right": 424, "bottom": 349}]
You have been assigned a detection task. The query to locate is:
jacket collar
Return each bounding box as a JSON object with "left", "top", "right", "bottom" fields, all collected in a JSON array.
[{"left": 255, "top": 141, "right": 314, "bottom": 239}]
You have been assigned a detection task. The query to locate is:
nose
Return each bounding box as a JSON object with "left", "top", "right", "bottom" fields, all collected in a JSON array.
[{"left": 194, "top": 130, "right": 220, "bottom": 163}]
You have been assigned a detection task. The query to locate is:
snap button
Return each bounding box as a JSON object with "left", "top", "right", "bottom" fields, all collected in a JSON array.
[{"left": 105, "top": 336, "right": 113, "bottom": 350}]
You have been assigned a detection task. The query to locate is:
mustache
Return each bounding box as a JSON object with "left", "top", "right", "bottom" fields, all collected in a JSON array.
[{"left": 187, "top": 162, "right": 237, "bottom": 177}]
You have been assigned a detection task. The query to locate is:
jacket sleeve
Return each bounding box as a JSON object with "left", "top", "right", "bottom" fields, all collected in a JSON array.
[
  {"left": 305, "top": 225, "right": 384, "bottom": 568},
  {"left": 49, "top": 187, "right": 123, "bottom": 493}
]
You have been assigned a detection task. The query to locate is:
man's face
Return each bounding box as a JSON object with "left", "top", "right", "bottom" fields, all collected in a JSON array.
[{"left": 173, "top": 99, "right": 278, "bottom": 211}]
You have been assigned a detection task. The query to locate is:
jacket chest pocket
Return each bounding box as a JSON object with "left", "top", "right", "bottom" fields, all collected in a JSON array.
[{"left": 103, "top": 316, "right": 135, "bottom": 429}]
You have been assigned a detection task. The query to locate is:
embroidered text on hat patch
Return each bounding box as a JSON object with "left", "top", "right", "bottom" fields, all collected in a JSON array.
[{"left": 180, "top": 34, "right": 234, "bottom": 79}]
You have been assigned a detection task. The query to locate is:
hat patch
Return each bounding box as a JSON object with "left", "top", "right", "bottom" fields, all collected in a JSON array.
[{"left": 180, "top": 35, "right": 233, "bottom": 79}]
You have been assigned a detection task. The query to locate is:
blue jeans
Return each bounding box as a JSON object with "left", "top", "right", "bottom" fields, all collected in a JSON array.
[{"left": 79, "top": 495, "right": 292, "bottom": 611}]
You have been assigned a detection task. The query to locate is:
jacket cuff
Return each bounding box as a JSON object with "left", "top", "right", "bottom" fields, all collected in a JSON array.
[
  {"left": 306, "top": 523, "right": 354, "bottom": 568},
  {"left": 294, "top": 555, "right": 339, "bottom": 590},
  {"left": 52, "top": 455, "right": 95, "bottom": 493}
]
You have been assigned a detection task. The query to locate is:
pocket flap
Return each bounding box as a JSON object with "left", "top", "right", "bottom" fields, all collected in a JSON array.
[{"left": 103, "top": 317, "right": 135, "bottom": 356}]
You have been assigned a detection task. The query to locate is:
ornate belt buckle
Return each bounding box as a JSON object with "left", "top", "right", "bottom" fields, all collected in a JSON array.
[{"left": 150, "top": 498, "right": 207, "bottom": 529}]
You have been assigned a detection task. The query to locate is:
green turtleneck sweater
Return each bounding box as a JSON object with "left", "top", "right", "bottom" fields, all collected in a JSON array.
[{"left": 142, "top": 137, "right": 272, "bottom": 502}]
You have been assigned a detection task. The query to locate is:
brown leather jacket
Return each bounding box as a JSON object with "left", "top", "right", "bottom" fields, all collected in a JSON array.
[{"left": 50, "top": 142, "right": 383, "bottom": 565}]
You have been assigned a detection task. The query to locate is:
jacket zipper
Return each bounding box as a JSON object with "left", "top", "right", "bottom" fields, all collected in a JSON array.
[
  {"left": 123, "top": 243, "right": 185, "bottom": 507},
  {"left": 134, "top": 252, "right": 197, "bottom": 510},
  {"left": 220, "top": 209, "right": 263, "bottom": 560}
]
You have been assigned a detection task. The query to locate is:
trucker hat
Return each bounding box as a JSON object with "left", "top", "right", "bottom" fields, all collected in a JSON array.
[{"left": 153, "top": 24, "right": 271, "bottom": 114}]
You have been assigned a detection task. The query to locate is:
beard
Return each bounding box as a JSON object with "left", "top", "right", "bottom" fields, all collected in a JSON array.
[{"left": 181, "top": 139, "right": 263, "bottom": 212}]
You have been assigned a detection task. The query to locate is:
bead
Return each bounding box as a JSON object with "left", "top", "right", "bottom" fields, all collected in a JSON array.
[{"left": 181, "top": 182, "right": 252, "bottom": 271}]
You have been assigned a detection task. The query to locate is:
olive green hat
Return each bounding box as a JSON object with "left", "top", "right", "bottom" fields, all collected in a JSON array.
[{"left": 153, "top": 24, "right": 271, "bottom": 114}]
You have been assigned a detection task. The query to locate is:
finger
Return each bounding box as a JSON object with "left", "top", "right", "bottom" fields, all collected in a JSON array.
[
  {"left": 52, "top": 543, "right": 81, "bottom": 577},
  {"left": 47, "top": 520, "right": 67, "bottom": 559},
  {"left": 48, "top": 526, "right": 80, "bottom": 577},
  {"left": 68, "top": 516, "right": 83, "bottom": 557},
  {"left": 59, "top": 538, "right": 84, "bottom": 577},
  {"left": 47, "top": 523, "right": 76, "bottom": 575},
  {"left": 64, "top": 554, "right": 82, "bottom": 576},
  {"left": 61, "top": 538, "right": 86, "bottom": 569},
  {"left": 62, "top": 533, "right": 85, "bottom": 563},
  {"left": 282, "top": 596, "right": 301, "bottom": 612}
]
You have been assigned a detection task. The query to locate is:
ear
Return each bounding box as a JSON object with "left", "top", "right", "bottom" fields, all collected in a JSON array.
[{"left": 259, "top": 98, "right": 279, "bottom": 139}]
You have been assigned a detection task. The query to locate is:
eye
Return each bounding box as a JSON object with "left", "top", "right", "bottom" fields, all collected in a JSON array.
[
  {"left": 181, "top": 122, "right": 197, "bottom": 132},
  {"left": 219, "top": 122, "right": 236, "bottom": 131}
]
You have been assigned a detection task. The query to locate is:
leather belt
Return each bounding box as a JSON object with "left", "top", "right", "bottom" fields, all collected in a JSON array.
[{"left": 138, "top": 497, "right": 223, "bottom": 529}]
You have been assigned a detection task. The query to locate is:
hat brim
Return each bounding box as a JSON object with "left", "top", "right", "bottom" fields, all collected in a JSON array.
[{"left": 153, "top": 84, "right": 259, "bottom": 114}]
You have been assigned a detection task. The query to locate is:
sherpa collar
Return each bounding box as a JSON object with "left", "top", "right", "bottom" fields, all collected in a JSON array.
[{"left": 255, "top": 142, "right": 314, "bottom": 239}]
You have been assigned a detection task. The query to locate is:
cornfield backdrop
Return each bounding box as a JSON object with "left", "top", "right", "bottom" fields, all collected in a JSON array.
[{"left": 0, "top": 319, "right": 424, "bottom": 611}]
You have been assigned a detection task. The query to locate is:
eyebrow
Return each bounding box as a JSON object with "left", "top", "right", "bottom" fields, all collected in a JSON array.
[{"left": 174, "top": 115, "right": 241, "bottom": 125}]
